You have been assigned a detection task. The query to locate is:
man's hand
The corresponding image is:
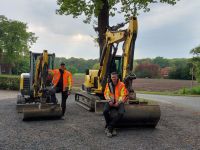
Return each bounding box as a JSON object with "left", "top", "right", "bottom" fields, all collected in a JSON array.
[
  {"left": 109, "top": 101, "right": 114, "bottom": 106},
  {"left": 67, "top": 90, "right": 71, "bottom": 95},
  {"left": 113, "top": 102, "right": 119, "bottom": 107}
]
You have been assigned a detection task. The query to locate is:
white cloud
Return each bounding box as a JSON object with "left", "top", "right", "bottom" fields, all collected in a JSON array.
[
  {"left": 28, "top": 24, "right": 48, "bottom": 33},
  {"left": 71, "top": 34, "right": 92, "bottom": 43},
  {"left": 139, "top": 0, "right": 200, "bottom": 31}
]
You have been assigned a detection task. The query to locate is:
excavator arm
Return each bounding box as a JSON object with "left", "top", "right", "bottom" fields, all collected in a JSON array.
[{"left": 98, "top": 17, "right": 138, "bottom": 97}]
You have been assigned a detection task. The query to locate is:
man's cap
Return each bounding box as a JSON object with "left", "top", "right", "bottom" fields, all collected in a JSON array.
[{"left": 60, "top": 62, "right": 65, "bottom": 66}]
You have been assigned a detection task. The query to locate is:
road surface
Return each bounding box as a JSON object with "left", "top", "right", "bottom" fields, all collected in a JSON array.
[{"left": 137, "top": 93, "right": 200, "bottom": 112}]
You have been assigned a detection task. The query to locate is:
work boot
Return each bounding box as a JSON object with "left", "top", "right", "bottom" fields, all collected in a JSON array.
[
  {"left": 106, "top": 127, "right": 113, "bottom": 138},
  {"left": 112, "top": 129, "right": 117, "bottom": 136},
  {"left": 60, "top": 115, "right": 65, "bottom": 120},
  {"left": 104, "top": 127, "right": 109, "bottom": 134},
  {"left": 106, "top": 130, "right": 112, "bottom": 138}
]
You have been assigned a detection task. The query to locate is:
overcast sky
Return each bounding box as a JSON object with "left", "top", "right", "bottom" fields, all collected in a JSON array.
[{"left": 0, "top": 0, "right": 200, "bottom": 59}]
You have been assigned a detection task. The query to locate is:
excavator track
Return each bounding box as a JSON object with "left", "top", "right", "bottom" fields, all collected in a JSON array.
[{"left": 75, "top": 91, "right": 100, "bottom": 111}]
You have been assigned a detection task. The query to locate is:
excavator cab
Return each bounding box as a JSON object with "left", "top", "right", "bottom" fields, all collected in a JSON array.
[{"left": 110, "top": 56, "right": 122, "bottom": 80}]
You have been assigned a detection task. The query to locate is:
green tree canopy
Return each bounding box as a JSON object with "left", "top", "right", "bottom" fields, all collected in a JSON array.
[
  {"left": 153, "top": 56, "right": 169, "bottom": 68},
  {"left": 56, "top": 0, "right": 179, "bottom": 57},
  {"left": 0, "top": 15, "right": 37, "bottom": 65}
]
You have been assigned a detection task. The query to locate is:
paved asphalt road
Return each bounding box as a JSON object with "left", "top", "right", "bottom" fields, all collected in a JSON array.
[
  {"left": 0, "top": 90, "right": 18, "bottom": 100},
  {"left": 137, "top": 93, "right": 200, "bottom": 112}
]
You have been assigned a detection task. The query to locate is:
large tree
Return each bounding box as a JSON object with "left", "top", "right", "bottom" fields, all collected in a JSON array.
[
  {"left": 190, "top": 45, "right": 200, "bottom": 82},
  {"left": 0, "top": 15, "right": 37, "bottom": 69},
  {"left": 56, "top": 0, "right": 179, "bottom": 58}
]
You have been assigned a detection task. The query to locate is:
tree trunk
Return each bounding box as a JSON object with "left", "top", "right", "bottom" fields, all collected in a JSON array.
[{"left": 97, "top": 0, "right": 109, "bottom": 60}]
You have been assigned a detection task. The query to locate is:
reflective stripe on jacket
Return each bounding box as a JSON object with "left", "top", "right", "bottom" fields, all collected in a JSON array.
[
  {"left": 49, "top": 69, "right": 73, "bottom": 91},
  {"left": 104, "top": 81, "right": 128, "bottom": 103}
]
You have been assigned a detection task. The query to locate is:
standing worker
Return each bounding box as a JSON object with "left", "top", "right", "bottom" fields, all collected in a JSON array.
[
  {"left": 103, "top": 72, "right": 128, "bottom": 137},
  {"left": 49, "top": 62, "right": 72, "bottom": 118}
]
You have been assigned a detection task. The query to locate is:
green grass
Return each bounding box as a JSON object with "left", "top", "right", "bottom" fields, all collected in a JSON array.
[
  {"left": 136, "top": 89, "right": 200, "bottom": 96},
  {"left": 0, "top": 74, "right": 19, "bottom": 78}
]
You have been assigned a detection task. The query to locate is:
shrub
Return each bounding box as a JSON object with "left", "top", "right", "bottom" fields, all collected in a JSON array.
[
  {"left": 0, "top": 75, "right": 20, "bottom": 90},
  {"left": 179, "top": 86, "right": 200, "bottom": 95}
]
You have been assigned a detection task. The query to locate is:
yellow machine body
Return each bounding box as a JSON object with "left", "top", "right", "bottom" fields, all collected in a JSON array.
[
  {"left": 75, "top": 17, "right": 161, "bottom": 127},
  {"left": 17, "top": 50, "right": 62, "bottom": 120}
]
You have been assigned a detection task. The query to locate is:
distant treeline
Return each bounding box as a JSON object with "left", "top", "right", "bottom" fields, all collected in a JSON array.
[
  {"left": 3, "top": 56, "right": 195, "bottom": 80},
  {"left": 54, "top": 56, "right": 194, "bottom": 80},
  {"left": 134, "top": 57, "right": 193, "bottom": 80},
  {"left": 54, "top": 57, "right": 98, "bottom": 74}
]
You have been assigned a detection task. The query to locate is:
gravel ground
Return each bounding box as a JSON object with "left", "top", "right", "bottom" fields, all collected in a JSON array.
[{"left": 0, "top": 94, "right": 200, "bottom": 150}]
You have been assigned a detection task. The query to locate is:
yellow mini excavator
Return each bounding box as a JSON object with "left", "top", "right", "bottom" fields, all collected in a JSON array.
[
  {"left": 16, "top": 50, "right": 62, "bottom": 120},
  {"left": 75, "top": 17, "right": 161, "bottom": 127}
]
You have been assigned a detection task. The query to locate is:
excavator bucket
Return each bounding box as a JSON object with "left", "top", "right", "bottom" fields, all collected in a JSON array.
[
  {"left": 22, "top": 103, "right": 62, "bottom": 120},
  {"left": 111, "top": 104, "right": 160, "bottom": 127},
  {"left": 95, "top": 100, "right": 161, "bottom": 128},
  {"left": 17, "top": 103, "right": 39, "bottom": 113}
]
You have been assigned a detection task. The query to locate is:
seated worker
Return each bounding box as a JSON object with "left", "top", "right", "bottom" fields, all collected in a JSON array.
[
  {"left": 49, "top": 62, "right": 72, "bottom": 118},
  {"left": 103, "top": 72, "right": 128, "bottom": 138}
]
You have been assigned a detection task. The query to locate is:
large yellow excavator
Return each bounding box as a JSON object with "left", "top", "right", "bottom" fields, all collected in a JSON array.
[
  {"left": 75, "top": 17, "right": 161, "bottom": 127},
  {"left": 17, "top": 50, "right": 62, "bottom": 120}
]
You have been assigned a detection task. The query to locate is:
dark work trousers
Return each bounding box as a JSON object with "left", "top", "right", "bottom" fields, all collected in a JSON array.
[
  {"left": 50, "top": 87, "right": 68, "bottom": 116},
  {"left": 103, "top": 102, "right": 125, "bottom": 131}
]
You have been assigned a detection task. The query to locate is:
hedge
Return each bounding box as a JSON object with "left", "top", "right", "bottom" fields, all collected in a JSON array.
[
  {"left": 0, "top": 75, "right": 20, "bottom": 90},
  {"left": 179, "top": 86, "right": 200, "bottom": 95}
]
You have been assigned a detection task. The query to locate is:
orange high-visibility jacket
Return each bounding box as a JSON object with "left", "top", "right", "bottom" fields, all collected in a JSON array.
[
  {"left": 104, "top": 81, "right": 128, "bottom": 103},
  {"left": 49, "top": 69, "right": 73, "bottom": 91}
]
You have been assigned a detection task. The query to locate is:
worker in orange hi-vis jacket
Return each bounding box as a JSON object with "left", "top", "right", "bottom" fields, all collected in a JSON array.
[
  {"left": 49, "top": 62, "right": 73, "bottom": 118},
  {"left": 103, "top": 72, "right": 128, "bottom": 138}
]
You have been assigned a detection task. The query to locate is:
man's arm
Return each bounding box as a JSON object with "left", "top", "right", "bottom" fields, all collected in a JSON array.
[
  {"left": 118, "top": 83, "right": 128, "bottom": 103},
  {"left": 104, "top": 83, "right": 111, "bottom": 100},
  {"left": 104, "top": 84, "right": 115, "bottom": 106},
  {"left": 67, "top": 72, "right": 72, "bottom": 91}
]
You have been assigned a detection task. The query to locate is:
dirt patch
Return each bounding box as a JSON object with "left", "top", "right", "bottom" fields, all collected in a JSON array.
[
  {"left": 133, "top": 78, "right": 200, "bottom": 92},
  {"left": 73, "top": 75, "right": 200, "bottom": 92}
]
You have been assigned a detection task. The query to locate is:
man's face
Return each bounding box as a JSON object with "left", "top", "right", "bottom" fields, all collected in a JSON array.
[
  {"left": 60, "top": 65, "right": 65, "bottom": 70},
  {"left": 111, "top": 74, "right": 118, "bottom": 85}
]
